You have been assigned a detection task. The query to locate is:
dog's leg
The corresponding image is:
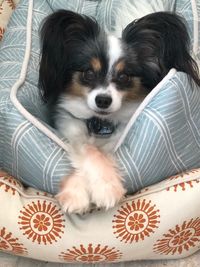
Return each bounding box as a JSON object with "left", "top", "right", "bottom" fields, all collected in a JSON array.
[
  {"left": 81, "top": 145, "right": 126, "bottom": 210},
  {"left": 56, "top": 143, "right": 125, "bottom": 213},
  {"left": 56, "top": 171, "right": 90, "bottom": 214}
]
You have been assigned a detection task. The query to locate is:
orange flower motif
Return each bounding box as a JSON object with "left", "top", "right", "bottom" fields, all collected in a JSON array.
[
  {"left": 18, "top": 201, "right": 65, "bottom": 245},
  {"left": 0, "top": 174, "right": 22, "bottom": 195},
  {"left": 167, "top": 169, "right": 200, "bottom": 191},
  {"left": 59, "top": 244, "right": 122, "bottom": 263},
  {"left": 0, "top": 239, "right": 9, "bottom": 250},
  {"left": 128, "top": 213, "right": 146, "bottom": 231},
  {"left": 33, "top": 214, "right": 51, "bottom": 232},
  {"left": 171, "top": 230, "right": 192, "bottom": 246},
  {"left": 0, "top": 27, "right": 5, "bottom": 41},
  {"left": 0, "top": 227, "right": 27, "bottom": 255},
  {"left": 113, "top": 199, "right": 160, "bottom": 243},
  {"left": 154, "top": 217, "right": 200, "bottom": 255},
  {"left": 77, "top": 253, "right": 104, "bottom": 263}
]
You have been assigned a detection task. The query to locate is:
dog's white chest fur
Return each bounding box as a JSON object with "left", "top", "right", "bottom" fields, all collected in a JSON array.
[
  {"left": 55, "top": 99, "right": 142, "bottom": 152},
  {"left": 56, "top": 113, "right": 122, "bottom": 152}
]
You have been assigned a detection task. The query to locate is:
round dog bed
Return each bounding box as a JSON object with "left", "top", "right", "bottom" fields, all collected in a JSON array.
[{"left": 0, "top": 0, "right": 200, "bottom": 263}]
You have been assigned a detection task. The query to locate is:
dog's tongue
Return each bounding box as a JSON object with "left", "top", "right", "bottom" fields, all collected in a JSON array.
[{"left": 86, "top": 117, "right": 116, "bottom": 138}]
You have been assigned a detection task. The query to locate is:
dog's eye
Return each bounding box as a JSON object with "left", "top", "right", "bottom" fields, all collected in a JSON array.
[
  {"left": 83, "top": 70, "right": 95, "bottom": 81},
  {"left": 118, "top": 73, "right": 130, "bottom": 83}
]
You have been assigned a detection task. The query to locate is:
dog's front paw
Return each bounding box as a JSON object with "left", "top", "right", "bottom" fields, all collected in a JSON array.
[
  {"left": 82, "top": 145, "right": 126, "bottom": 210},
  {"left": 56, "top": 173, "right": 90, "bottom": 214},
  {"left": 91, "top": 179, "right": 126, "bottom": 210}
]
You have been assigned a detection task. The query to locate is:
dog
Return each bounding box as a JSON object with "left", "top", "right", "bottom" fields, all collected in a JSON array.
[{"left": 39, "top": 10, "right": 200, "bottom": 214}]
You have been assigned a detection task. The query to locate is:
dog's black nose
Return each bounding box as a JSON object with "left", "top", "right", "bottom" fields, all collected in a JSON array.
[{"left": 95, "top": 95, "right": 112, "bottom": 109}]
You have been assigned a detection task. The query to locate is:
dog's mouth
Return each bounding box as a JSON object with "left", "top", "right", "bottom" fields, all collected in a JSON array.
[{"left": 94, "top": 110, "right": 111, "bottom": 116}]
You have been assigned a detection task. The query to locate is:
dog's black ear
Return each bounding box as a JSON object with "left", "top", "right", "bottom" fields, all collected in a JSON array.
[
  {"left": 122, "top": 12, "right": 200, "bottom": 89},
  {"left": 38, "top": 10, "right": 100, "bottom": 104},
  {"left": 122, "top": 15, "right": 167, "bottom": 90}
]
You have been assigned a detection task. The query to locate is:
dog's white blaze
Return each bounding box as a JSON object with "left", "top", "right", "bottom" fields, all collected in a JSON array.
[
  {"left": 107, "top": 83, "right": 122, "bottom": 111},
  {"left": 87, "top": 89, "right": 100, "bottom": 111},
  {"left": 87, "top": 84, "right": 122, "bottom": 113},
  {"left": 107, "top": 35, "right": 123, "bottom": 70}
]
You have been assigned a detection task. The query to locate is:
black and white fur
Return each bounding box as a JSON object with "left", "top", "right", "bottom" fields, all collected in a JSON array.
[{"left": 39, "top": 10, "right": 200, "bottom": 213}]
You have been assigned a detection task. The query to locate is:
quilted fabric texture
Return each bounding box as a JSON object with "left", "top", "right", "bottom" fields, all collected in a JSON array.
[
  {"left": 0, "top": 0, "right": 200, "bottom": 195},
  {"left": 0, "top": 169, "right": 199, "bottom": 263}
]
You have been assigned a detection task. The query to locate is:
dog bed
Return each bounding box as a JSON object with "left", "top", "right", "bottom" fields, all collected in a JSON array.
[
  {"left": 0, "top": 169, "right": 200, "bottom": 263},
  {"left": 0, "top": 0, "right": 200, "bottom": 263}
]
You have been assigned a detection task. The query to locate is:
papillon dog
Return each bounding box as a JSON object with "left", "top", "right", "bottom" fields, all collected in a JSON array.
[{"left": 39, "top": 10, "right": 200, "bottom": 213}]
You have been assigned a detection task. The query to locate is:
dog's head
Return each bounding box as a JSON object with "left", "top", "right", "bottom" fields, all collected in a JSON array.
[
  {"left": 39, "top": 10, "right": 148, "bottom": 120},
  {"left": 39, "top": 10, "right": 200, "bottom": 121}
]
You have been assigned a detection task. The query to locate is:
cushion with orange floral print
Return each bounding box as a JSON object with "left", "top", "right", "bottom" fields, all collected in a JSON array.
[{"left": 0, "top": 169, "right": 199, "bottom": 263}]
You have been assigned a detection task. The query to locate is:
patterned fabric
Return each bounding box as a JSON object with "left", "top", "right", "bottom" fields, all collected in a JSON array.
[
  {"left": 116, "top": 72, "right": 200, "bottom": 193},
  {"left": 0, "top": 0, "right": 19, "bottom": 41},
  {"left": 0, "top": 0, "right": 200, "bottom": 194},
  {"left": 0, "top": 169, "right": 199, "bottom": 262},
  {"left": 175, "top": 0, "right": 200, "bottom": 65}
]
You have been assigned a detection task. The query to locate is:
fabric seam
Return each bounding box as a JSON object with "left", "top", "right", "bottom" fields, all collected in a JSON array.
[
  {"left": 9, "top": 0, "right": 70, "bottom": 153},
  {"left": 114, "top": 68, "right": 177, "bottom": 151},
  {"left": 191, "top": 0, "right": 199, "bottom": 54},
  {"left": 0, "top": 173, "right": 199, "bottom": 202}
]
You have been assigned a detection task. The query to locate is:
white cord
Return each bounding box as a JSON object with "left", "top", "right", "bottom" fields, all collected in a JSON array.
[{"left": 10, "top": 0, "right": 70, "bottom": 153}]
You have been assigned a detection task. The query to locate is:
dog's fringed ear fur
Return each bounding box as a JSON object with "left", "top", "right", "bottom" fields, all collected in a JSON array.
[
  {"left": 122, "top": 12, "right": 200, "bottom": 89},
  {"left": 38, "top": 10, "right": 100, "bottom": 104}
]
